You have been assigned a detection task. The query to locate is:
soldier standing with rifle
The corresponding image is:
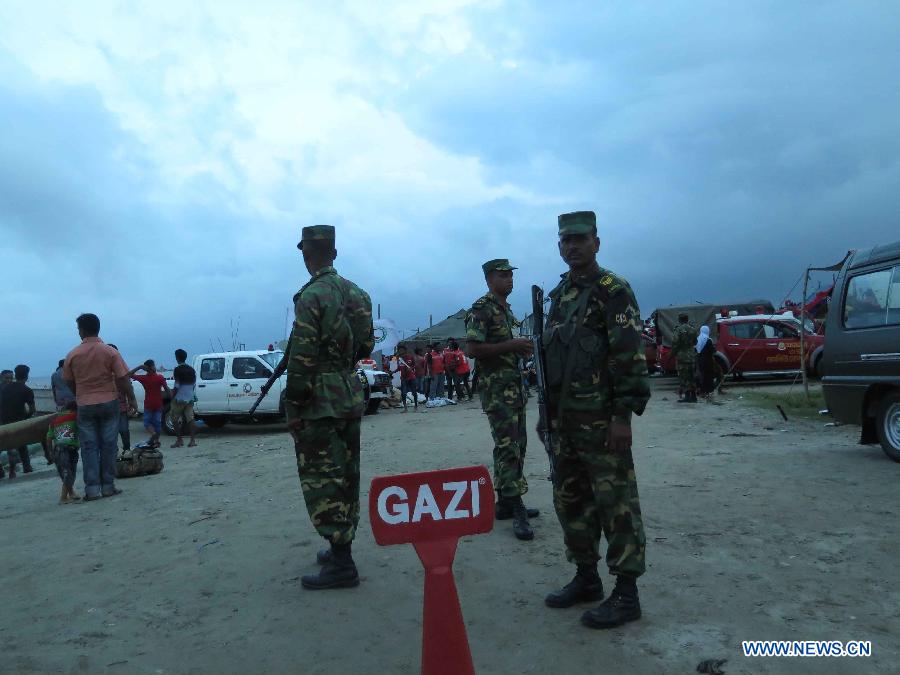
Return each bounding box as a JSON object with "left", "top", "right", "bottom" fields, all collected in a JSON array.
[
  {"left": 465, "top": 259, "right": 540, "bottom": 541},
  {"left": 280, "top": 225, "right": 374, "bottom": 590},
  {"left": 540, "top": 211, "right": 651, "bottom": 629},
  {"left": 672, "top": 313, "right": 699, "bottom": 403}
]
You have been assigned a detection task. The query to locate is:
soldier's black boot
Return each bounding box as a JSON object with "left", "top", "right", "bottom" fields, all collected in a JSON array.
[
  {"left": 580, "top": 575, "right": 641, "bottom": 629},
  {"left": 545, "top": 565, "right": 604, "bottom": 608},
  {"left": 495, "top": 493, "right": 540, "bottom": 520},
  {"left": 511, "top": 497, "right": 534, "bottom": 541},
  {"left": 316, "top": 548, "right": 332, "bottom": 565},
  {"left": 301, "top": 543, "right": 359, "bottom": 590}
]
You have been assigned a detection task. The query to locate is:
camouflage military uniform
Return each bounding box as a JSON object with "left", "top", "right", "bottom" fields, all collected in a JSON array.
[
  {"left": 544, "top": 254, "right": 650, "bottom": 577},
  {"left": 466, "top": 289, "right": 528, "bottom": 499},
  {"left": 285, "top": 259, "right": 374, "bottom": 546},
  {"left": 671, "top": 322, "right": 698, "bottom": 393}
]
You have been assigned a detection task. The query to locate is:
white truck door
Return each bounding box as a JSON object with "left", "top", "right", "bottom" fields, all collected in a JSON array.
[
  {"left": 196, "top": 356, "right": 229, "bottom": 413},
  {"left": 229, "top": 356, "right": 276, "bottom": 412}
]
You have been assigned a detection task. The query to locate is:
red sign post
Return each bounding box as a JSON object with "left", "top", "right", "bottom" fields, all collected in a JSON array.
[{"left": 369, "top": 465, "right": 494, "bottom": 675}]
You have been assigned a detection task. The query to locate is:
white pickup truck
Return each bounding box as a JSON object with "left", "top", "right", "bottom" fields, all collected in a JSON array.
[{"left": 128, "top": 349, "right": 391, "bottom": 434}]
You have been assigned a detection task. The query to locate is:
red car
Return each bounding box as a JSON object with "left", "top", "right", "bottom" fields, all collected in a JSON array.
[{"left": 657, "top": 313, "right": 825, "bottom": 380}]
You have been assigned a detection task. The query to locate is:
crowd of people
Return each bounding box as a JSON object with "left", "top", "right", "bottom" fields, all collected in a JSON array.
[
  {"left": 386, "top": 339, "right": 474, "bottom": 412},
  {"left": 0, "top": 366, "right": 36, "bottom": 478},
  {"left": 0, "top": 314, "right": 199, "bottom": 503}
]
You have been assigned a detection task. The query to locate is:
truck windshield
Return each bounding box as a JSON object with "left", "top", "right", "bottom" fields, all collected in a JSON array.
[{"left": 259, "top": 351, "right": 283, "bottom": 369}]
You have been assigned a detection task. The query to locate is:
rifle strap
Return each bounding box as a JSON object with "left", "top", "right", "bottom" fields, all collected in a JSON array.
[{"left": 556, "top": 285, "right": 594, "bottom": 430}]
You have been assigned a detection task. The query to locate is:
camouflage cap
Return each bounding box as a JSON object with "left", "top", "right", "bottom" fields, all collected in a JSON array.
[
  {"left": 482, "top": 258, "right": 517, "bottom": 274},
  {"left": 558, "top": 211, "right": 597, "bottom": 236},
  {"left": 297, "top": 224, "right": 336, "bottom": 250}
]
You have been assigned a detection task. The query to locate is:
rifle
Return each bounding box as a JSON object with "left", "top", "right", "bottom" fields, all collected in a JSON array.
[
  {"left": 531, "top": 284, "right": 556, "bottom": 485},
  {"left": 249, "top": 361, "right": 287, "bottom": 415}
]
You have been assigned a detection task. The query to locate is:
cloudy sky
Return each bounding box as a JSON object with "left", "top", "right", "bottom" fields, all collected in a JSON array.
[{"left": 2, "top": 1, "right": 899, "bottom": 375}]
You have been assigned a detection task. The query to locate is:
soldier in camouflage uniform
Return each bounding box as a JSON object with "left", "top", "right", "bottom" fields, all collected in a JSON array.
[
  {"left": 541, "top": 211, "right": 651, "bottom": 629},
  {"left": 671, "top": 313, "right": 698, "bottom": 403},
  {"left": 284, "top": 225, "right": 374, "bottom": 590},
  {"left": 465, "top": 259, "right": 540, "bottom": 541}
]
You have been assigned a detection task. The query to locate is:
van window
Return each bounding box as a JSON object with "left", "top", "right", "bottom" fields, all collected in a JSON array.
[
  {"left": 200, "top": 358, "right": 226, "bottom": 380},
  {"left": 232, "top": 357, "right": 272, "bottom": 380},
  {"left": 889, "top": 267, "right": 900, "bottom": 325},
  {"left": 844, "top": 268, "right": 893, "bottom": 329}
]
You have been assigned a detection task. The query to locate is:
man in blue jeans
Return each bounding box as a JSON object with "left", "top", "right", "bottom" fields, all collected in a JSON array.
[{"left": 63, "top": 313, "right": 136, "bottom": 501}]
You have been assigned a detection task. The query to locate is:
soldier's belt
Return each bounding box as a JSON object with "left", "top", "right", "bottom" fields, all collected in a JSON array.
[{"left": 556, "top": 410, "right": 610, "bottom": 427}]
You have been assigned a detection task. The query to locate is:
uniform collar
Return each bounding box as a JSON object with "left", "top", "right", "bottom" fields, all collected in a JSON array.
[
  {"left": 311, "top": 265, "right": 336, "bottom": 280},
  {"left": 299, "top": 266, "right": 337, "bottom": 294},
  {"left": 486, "top": 291, "right": 511, "bottom": 310},
  {"left": 563, "top": 264, "right": 604, "bottom": 288}
]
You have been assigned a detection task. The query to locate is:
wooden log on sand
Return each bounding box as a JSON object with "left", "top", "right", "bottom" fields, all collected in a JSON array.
[{"left": 0, "top": 414, "right": 55, "bottom": 449}]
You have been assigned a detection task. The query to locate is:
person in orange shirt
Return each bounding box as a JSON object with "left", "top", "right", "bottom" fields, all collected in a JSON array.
[{"left": 63, "top": 313, "right": 136, "bottom": 501}]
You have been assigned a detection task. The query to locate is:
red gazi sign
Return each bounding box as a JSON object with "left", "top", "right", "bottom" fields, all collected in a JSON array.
[
  {"left": 369, "top": 465, "right": 493, "bottom": 545},
  {"left": 369, "top": 466, "right": 494, "bottom": 675}
]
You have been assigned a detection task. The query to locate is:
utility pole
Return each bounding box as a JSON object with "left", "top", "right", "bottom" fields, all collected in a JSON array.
[{"left": 801, "top": 266, "right": 810, "bottom": 399}]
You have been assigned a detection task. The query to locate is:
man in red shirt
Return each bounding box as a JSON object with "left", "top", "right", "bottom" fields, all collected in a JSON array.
[
  {"left": 413, "top": 348, "right": 427, "bottom": 396},
  {"left": 129, "top": 359, "right": 171, "bottom": 448},
  {"left": 428, "top": 343, "right": 446, "bottom": 399},
  {"left": 392, "top": 345, "right": 419, "bottom": 412},
  {"left": 445, "top": 339, "right": 473, "bottom": 401}
]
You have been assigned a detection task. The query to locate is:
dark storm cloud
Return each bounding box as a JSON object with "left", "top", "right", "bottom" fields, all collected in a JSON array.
[
  {"left": 0, "top": 57, "right": 301, "bottom": 374},
  {"left": 391, "top": 1, "right": 900, "bottom": 310}
]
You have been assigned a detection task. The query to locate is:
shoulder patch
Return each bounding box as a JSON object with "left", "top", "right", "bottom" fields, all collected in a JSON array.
[{"left": 470, "top": 295, "right": 491, "bottom": 310}]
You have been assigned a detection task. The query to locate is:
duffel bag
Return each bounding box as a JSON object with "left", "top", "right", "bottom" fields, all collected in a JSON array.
[{"left": 116, "top": 446, "right": 164, "bottom": 479}]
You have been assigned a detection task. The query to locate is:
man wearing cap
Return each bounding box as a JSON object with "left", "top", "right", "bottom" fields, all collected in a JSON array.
[
  {"left": 285, "top": 224, "right": 375, "bottom": 590},
  {"left": 541, "top": 211, "right": 650, "bottom": 629},
  {"left": 465, "top": 258, "right": 540, "bottom": 541},
  {"left": 672, "top": 313, "right": 699, "bottom": 403}
]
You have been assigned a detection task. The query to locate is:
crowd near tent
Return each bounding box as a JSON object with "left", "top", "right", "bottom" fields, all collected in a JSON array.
[{"left": 401, "top": 310, "right": 468, "bottom": 350}]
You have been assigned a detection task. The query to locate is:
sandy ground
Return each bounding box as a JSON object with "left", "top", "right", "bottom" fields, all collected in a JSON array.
[{"left": 1, "top": 379, "right": 898, "bottom": 675}]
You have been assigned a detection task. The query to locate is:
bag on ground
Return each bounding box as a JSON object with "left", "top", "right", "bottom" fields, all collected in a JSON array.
[{"left": 116, "top": 446, "right": 164, "bottom": 478}]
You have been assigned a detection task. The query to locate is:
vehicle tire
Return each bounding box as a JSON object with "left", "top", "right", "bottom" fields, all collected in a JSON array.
[
  {"left": 162, "top": 406, "right": 177, "bottom": 436},
  {"left": 875, "top": 392, "right": 900, "bottom": 463},
  {"left": 202, "top": 416, "right": 228, "bottom": 429},
  {"left": 365, "top": 398, "right": 381, "bottom": 416}
]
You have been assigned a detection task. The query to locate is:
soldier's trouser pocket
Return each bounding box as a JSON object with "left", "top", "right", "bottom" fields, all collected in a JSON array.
[
  {"left": 553, "top": 421, "right": 646, "bottom": 575},
  {"left": 485, "top": 408, "right": 528, "bottom": 498},
  {"left": 293, "top": 417, "right": 361, "bottom": 545}
]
